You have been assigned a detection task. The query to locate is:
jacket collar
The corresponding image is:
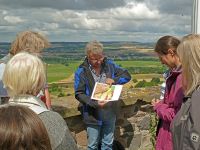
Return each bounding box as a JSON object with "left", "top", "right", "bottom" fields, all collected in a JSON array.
[
  {"left": 9, "top": 95, "right": 47, "bottom": 109},
  {"left": 168, "top": 65, "right": 182, "bottom": 79}
]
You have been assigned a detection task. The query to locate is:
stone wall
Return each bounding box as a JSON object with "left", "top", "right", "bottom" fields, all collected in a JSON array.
[
  {"left": 53, "top": 86, "right": 160, "bottom": 150},
  {"left": 114, "top": 100, "right": 154, "bottom": 150}
]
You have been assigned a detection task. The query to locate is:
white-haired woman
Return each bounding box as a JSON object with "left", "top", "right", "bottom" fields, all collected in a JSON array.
[
  {"left": 171, "top": 34, "right": 200, "bottom": 150},
  {"left": 3, "top": 52, "right": 78, "bottom": 150}
]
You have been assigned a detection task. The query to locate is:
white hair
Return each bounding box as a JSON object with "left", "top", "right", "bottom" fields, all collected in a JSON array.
[{"left": 3, "top": 52, "right": 46, "bottom": 96}]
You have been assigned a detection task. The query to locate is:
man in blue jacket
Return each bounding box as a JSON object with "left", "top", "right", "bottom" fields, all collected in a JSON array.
[{"left": 74, "top": 40, "right": 131, "bottom": 150}]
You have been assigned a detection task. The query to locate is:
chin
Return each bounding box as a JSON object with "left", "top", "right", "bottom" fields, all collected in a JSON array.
[{"left": 93, "top": 64, "right": 101, "bottom": 68}]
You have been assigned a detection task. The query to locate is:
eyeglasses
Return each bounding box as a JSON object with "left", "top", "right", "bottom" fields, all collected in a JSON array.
[
  {"left": 88, "top": 55, "right": 104, "bottom": 63},
  {"left": 89, "top": 57, "right": 104, "bottom": 63}
]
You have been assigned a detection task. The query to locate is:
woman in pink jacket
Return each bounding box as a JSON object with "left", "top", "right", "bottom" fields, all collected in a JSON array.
[{"left": 152, "top": 36, "right": 184, "bottom": 150}]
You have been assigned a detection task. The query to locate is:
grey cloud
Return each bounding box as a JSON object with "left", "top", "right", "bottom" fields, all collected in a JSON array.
[
  {"left": 128, "top": 0, "right": 192, "bottom": 16},
  {"left": 0, "top": 0, "right": 126, "bottom": 10},
  {"left": 0, "top": 0, "right": 193, "bottom": 42},
  {"left": 142, "top": 0, "right": 192, "bottom": 15},
  {"left": 157, "top": 0, "right": 192, "bottom": 15}
]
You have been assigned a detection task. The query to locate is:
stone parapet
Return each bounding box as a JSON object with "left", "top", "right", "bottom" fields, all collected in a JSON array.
[{"left": 52, "top": 86, "right": 160, "bottom": 150}]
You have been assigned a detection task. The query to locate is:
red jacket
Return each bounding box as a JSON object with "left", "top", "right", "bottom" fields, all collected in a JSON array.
[{"left": 154, "top": 67, "right": 184, "bottom": 150}]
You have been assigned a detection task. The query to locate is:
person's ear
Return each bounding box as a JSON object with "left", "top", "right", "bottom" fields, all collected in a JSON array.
[{"left": 168, "top": 49, "right": 175, "bottom": 56}]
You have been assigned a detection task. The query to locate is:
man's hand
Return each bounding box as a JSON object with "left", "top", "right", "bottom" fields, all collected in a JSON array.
[
  {"left": 98, "top": 100, "right": 108, "bottom": 108},
  {"left": 151, "top": 98, "right": 160, "bottom": 106},
  {"left": 105, "top": 78, "right": 115, "bottom": 85}
]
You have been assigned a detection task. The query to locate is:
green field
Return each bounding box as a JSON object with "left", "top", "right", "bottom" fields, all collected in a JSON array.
[
  {"left": 47, "top": 60, "right": 164, "bottom": 83},
  {"left": 115, "top": 60, "right": 162, "bottom": 67},
  {"left": 47, "top": 61, "right": 81, "bottom": 82},
  {"left": 133, "top": 74, "right": 163, "bottom": 79}
]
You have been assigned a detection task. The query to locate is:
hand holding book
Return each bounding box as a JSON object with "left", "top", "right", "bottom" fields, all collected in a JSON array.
[
  {"left": 105, "top": 78, "right": 115, "bottom": 85},
  {"left": 91, "top": 82, "right": 123, "bottom": 101}
]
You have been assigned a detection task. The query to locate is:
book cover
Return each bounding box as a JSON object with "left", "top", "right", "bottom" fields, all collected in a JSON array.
[{"left": 91, "top": 82, "right": 123, "bottom": 101}]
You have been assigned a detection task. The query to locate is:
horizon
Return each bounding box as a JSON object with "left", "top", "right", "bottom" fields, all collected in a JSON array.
[{"left": 0, "top": 40, "right": 155, "bottom": 44}]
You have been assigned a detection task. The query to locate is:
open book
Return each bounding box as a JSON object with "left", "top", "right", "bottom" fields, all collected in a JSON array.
[{"left": 91, "top": 82, "right": 123, "bottom": 101}]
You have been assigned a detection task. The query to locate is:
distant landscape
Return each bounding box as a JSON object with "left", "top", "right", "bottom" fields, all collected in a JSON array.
[{"left": 0, "top": 41, "right": 166, "bottom": 98}]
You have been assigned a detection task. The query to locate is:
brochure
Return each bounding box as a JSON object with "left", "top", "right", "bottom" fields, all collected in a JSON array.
[{"left": 91, "top": 82, "right": 123, "bottom": 101}]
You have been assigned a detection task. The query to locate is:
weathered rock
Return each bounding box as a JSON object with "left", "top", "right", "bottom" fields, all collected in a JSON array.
[
  {"left": 128, "top": 132, "right": 142, "bottom": 150},
  {"left": 75, "top": 130, "right": 87, "bottom": 147},
  {"left": 137, "top": 115, "right": 150, "bottom": 130}
]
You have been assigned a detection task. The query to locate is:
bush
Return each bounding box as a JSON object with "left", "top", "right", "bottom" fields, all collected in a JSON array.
[
  {"left": 127, "top": 67, "right": 166, "bottom": 74},
  {"left": 149, "top": 113, "right": 158, "bottom": 149},
  {"left": 151, "top": 77, "right": 160, "bottom": 84},
  {"left": 49, "top": 83, "right": 64, "bottom": 92},
  {"left": 129, "top": 85, "right": 134, "bottom": 89},
  {"left": 132, "top": 78, "right": 138, "bottom": 83},
  {"left": 64, "top": 63, "right": 69, "bottom": 66},
  {"left": 134, "top": 78, "right": 160, "bottom": 88},
  {"left": 58, "top": 92, "right": 65, "bottom": 97},
  {"left": 49, "top": 83, "right": 58, "bottom": 92},
  {"left": 135, "top": 80, "right": 147, "bottom": 88}
]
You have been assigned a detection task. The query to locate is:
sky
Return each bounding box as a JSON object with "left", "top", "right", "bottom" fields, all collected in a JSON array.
[{"left": 0, "top": 0, "right": 193, "bottom": 42}]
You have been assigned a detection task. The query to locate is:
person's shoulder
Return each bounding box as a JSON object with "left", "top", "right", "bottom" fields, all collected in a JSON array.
[
  {"left": 192, "top": 87, "right": 200, "bottom": 99},
  {"left": 75, "top": 67, "right": 85, "bottom": 76},
  {"left": 105, "top": 58, "right": 115, "bottom": 65},
  {"left": 39, "top": 110, "right": 64, "bottom": 119},
  {"left": 39, "top": 111, "right": 75, "bottom": 149},
  {"left": 39, "top": 110, "right": 67, "bottom": 127}
]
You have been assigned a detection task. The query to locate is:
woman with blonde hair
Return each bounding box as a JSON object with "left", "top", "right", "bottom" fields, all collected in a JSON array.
[
  {"left": 3, "top": 52, "right": 78, "bottom": 150},
  {"left": 172, "top": 34, "right": 200, "bottom": 150},
  {"left": 0, "top": 104, "right": 52, "bottom": 150},
  {"left": 0, "top": 31, "right": 51, "bottom": 109}
]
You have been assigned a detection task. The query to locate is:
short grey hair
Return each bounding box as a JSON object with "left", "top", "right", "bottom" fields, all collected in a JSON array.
[{"left": 85, "top": 40, "right": 103, "bottom": 55}]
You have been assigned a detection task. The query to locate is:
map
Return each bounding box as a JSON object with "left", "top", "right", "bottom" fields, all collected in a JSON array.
[{"left": 91, "top": 82, "right": 123, "bottom": 101}]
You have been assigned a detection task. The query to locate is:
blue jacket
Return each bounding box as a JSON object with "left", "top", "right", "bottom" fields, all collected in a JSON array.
[{"left": 74, "top": 57, "right": 131, "bottom": 125}]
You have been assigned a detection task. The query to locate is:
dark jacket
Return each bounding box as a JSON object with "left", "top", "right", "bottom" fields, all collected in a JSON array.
[
  {"left": 172, "top": 87, "right": 200, "bottom": 150},
  {"left": 74, "top": 57, "right": 131, "bottom": 125}
]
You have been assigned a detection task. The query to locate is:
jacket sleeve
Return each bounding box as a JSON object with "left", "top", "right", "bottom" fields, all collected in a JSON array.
[
  {"left": 74, "top": 68, "right": 98, "bottom": 108},
  {"left": 154, "top": 75, "right": 184, "bottom": 122},
  {"left": 109, "top": 61, "right": 131, "bottom": 84},
  {"left": 39, "top": 111, "right": 79, "bottom": 150},
  {"left": 154, "top": 101, "right": 176, "bottom": 122}
]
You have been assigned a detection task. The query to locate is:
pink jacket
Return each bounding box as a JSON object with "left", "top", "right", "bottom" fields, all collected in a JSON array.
[{"left": 154, "top": 67, "right": 184, "bottom": 150}]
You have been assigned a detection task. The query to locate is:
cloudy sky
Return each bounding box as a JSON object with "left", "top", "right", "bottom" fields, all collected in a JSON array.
[{"left": 0, "top": 0, "right": 193, "bottom": 42}]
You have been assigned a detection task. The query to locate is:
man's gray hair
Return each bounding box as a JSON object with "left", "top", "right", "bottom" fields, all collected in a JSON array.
[{"left": 85, "top": 40, "right": 103, "bottom": 55}]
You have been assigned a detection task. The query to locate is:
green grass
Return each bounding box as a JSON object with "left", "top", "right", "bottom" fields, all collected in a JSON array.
[
  {"left": 47, "top": 61, "right": 81, "bottom": 83},
  {"left": 47, "top": 60, "right": 164, "bottom": 83},
  {"left": 115, "top": 60, "right": 162, "bottom": 68},
  {"left": 133, "top": 74, "right": 163, "bottom": 79}
]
